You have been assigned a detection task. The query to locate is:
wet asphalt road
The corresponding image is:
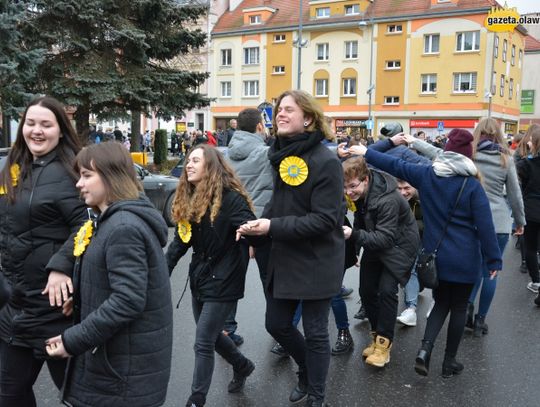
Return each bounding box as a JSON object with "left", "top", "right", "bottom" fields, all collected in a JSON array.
[{"left": 34, "top": 232, "right": 540, "bottom": 407}]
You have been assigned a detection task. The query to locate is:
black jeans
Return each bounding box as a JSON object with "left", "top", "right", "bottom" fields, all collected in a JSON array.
[
  {"left": 0, "top": 340, "right": 66, "bottom": 407},
  {"left": 265, "top": 294, "right": 331, "bottom": 402},
  {"left": 423, "top": 280, "right": 474, "bottom": 357},
  {"left": 359, "top": 254, "right": 399, "bottom": 341},
  {"left": 524, "top": 220, "right": 540, "bottom": 283}
]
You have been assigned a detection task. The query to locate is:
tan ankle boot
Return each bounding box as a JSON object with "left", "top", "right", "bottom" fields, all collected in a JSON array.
[
  {"left": 362, "top": 331, "right": 377, "bottom": 358},
  {"left": 365, "top": 335, "right": 392, "bottom": 367}
]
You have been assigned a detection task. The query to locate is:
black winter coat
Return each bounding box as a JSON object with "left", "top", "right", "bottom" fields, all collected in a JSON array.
[
  {"left": 62, "top": 198, "right": 172, "bottom": 407},
  {"left": 351, "top": 170, "right": 420, "bottom": 286},
  {"left": 166, "top": 189, "right": 259, "bottom": 302},
  {"left": 0, "top": 150, "right": 87, "bottom": 357},
  {"left": 517, "top": 155, "right": 540, "bottom": 223},
  {"left": 264, "top": 136, "right": 346, "bottom": 300}
]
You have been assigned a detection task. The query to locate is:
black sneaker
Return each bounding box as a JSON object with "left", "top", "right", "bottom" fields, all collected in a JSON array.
[
  {"left": 535, "top": 292, "right": 540, "bottom": 306},
  {"left": 228, "top": 332, "right": 244, "bottom": 347},
  {"left": 228, "top": 359, "right": 255, "bottom": 393},
  {"left": 354, "top": 305, "right": 368, "bottom": 321},
  {"left": 270, "top": 342, "right": 289, "bottom": 357},
  {"left": 289, "top": 371, "right": 308, "bottom": 404}
]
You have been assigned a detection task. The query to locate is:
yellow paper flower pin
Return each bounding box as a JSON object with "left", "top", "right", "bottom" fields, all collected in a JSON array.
[
  {"left": 345, "top": 195, "right": 357, "bottom": 212},
  {"left": 177, "top": 219, "right": 192, "bottom": 243},
  {"left": 279, "top": 156, "right": 309, "bottom": 186},
  {"left": 73, "top": 220, "right": 93, "bottom": 257}
]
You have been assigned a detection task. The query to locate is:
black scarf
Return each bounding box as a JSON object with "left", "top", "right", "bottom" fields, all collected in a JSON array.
[{"left": 268, "top": 130, "right": 325, "bottom": 170}]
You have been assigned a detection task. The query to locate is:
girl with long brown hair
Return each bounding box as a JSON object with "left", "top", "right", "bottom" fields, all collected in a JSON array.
[{"left": 166, "top": 144, "right": 260, "bottom": 407}]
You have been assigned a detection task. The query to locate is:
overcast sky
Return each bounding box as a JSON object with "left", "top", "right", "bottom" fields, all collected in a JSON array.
[{"left": 504, "top": 0, "right": 539, "bottom": 14}]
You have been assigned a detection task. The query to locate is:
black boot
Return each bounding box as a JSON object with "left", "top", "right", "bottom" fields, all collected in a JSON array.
[
  {"left": 305, "top": 396, "right": 328, "bottom": 406},
  {"left": 331, "top": 328, "right": 354, "bottom": 355},
  {"left": 228, "top": 359, "right": 255, "bottom": 393},
  {"left": 473, "top": 314, "right": 488, "bottom": 338},
  {"left": 414, "top": 340, "right": 433, "bottom": 376},
  {"left": 465, "top": 303, "right": 474, "bottom": 330},
  {"left": 289, "top": 369, "right": 308, "bottom": 404},
  {"left": 442, "top": 355, "right": 464, "bottom": 378},
  {"left": 354, "top": 304, "right": 367, "bottom": 321},
  {"left": 185, "top": 394, "right": 205, "bottom": 407},
  {"left": 535, "top": 292, "right": 540, "bottom": 306}
]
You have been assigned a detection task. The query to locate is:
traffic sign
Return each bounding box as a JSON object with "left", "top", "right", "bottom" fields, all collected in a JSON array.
[
  {"left": 365, "top": 119, "right": 373, "bottom": 130},
  {"left": 262, "top": 107, "right": 273, "bottom": 128},
  {"left": 437, "top": 121, "right": 444, "bottom": 132}
]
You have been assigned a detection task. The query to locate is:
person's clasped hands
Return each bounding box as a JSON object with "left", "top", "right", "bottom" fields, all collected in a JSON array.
[{"left": 236, "top": 219, "right": 271, "bottom": 241}]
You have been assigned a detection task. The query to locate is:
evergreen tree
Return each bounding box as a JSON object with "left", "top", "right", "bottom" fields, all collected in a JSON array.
[{"left": 24, "top": 0, "right": 211, "bottom": 140}]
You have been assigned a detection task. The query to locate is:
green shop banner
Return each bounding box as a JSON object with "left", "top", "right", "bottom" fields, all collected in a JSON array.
[{"left": 521, "top": 90, "right": 535, "bottom": 114}]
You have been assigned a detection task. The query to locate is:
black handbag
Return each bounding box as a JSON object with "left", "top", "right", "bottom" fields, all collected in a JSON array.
[{"left": 416, "top": 179, "right": 467, "bottom": 289}]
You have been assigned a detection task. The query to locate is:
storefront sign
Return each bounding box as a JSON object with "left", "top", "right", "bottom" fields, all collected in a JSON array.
[
  {"left": 335, "top": 119, "right": 367, "bottom": 127},
  {"left": 410, "top": 119, "right": 477, "bottom": 128},
  {"left": 521, "top": 90, "right": 535, "bottom": 114},
  {"left": 176, "top": 122, "right": 187, "bottom": 132}
]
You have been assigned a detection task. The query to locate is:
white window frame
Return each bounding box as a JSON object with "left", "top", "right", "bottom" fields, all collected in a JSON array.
[
  {"left": 421, "top": 74, "right": 437, "bottom": 94},
  {"left": 511, "top": 44, "right": 516, "bottom": 66},
  {"left": 384, "top": 96, "right": 400, "bottom": 105},
  {"left": 273, "top": 34, "right": 286, "bottom": 43},
  {"left": 453, "top": 72, "right": 477, "bottom": 93},
  {"left": 456, "top": 31, "right": 480, "bottom": 52},
  {"left": 315, "top": 78, "right": 328, "bottom": 97},
  {"left": 502, "top": 39, "right": 507, "bottom": 62},
  {"left": 220, "top": 81, "right": 232, "bottom": 98},
  {"left": 519, "top": 49, "right": 523, "bottom": 68},
  {"left": 220, "top": 49, "right": 232, "bottom": 66},
  {"left": 509, "top": 78, "right": 514, "bottom": 100},
  {"left": 243, "top": 80, "right": 259, "bottom": 97},
  {"left": 387, "top": 24, "right": 403, "bottom": 34},
  {"left": 345, "top": 4, "right": 360, "bottom": 15},
  {"left": 243, "top": 47, "right": 260, "bottom": 65},
  {"left": 494, "top": 35, "right": 499, "bottom": 58},
  {"left": 317, "top": 43, "right": 329, "bottom": 61},
  {"left": 385, "top": 60, "right": 401, "bottom": 70},
  {"left": 424, "top": 34, "right": 440, "bottom": 54},
  {"left": 344, "top": 41, "right": 358, "bottom": 59},
  {"left": 316, "top": 7, "right": 330, "bottom": 18},
  {"left": 342, "top": 78, "right": 357, "bottom": 96},
  {"left": 272, "top": 65, "right": 285, "bottom": 74},
  {"left": 249, "top": 15, "right": 261, "bottom": 25},
  {"left": 500, "top": 74, "right": 505, "bottom": 97},
  {"left": 491, "top": 71, "right": 497, "bottom": 95}
]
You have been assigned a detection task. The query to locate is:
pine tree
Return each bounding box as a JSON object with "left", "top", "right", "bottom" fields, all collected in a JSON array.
[{"left": 23, "top": 0, "right": 211, "bottom": 141}]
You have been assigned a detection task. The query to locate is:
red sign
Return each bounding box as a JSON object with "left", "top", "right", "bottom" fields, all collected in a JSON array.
[{"left": 410, "top": 119, "right": 477, "bottom": 128}]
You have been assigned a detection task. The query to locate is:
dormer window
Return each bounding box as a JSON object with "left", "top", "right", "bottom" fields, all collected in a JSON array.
[
  {"left": 249, "top": 14, "right": 261, "bottom": 25},
  {"left": 316, "top": 7, "right": 330, "bottom": 19}
]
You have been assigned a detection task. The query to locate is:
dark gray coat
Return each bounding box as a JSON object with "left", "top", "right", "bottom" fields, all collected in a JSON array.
[
  {"left": 351, "top": 170, "right": 420, "bottom": 285},
  {"left": 62, "top": 198, "right": 172, "bottom": 407}
]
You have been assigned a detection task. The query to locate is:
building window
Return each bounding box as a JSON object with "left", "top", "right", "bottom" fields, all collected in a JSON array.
[
  {"left": 494, "top": 35, "right": 499, "bottom": 58},
  {"left": 511, "top": 44, "right": 516, "bottom": 65},
  {"left": 220, "top": 49, "right": 232, "bottom": 66},
  {"left": 274, "top": 34, "right": 286, "bottom": 43},
  {"left": 249, "top": 15, "right": 261, "bottom": 25},
  {"left": 509, "top": 78, "right": 514, "bottom": 100},
  {"left": 345, "top": 41, "right": 358, "bottom": 59},
  {"left": 491, "top": 71, "right": 496, "bottom": 95},
  {"left": 345, "top": 4, "right": 360, "bottom": 15},
  {"left": 317, "top": 43, "right": 329, "bottom": 61},
  {"left": 387, "top": 24, "right": 403, "bottom": 33},
  {"left": 453, "top": 72, "right": 477, "bottom": 93},
  {"left": 421, "top": 74, "right": 437, "bottom": 93},
  {"left": 424, "top": 34, "right": 440, "bottom": 54},
  {"left": 243, "top": 47, "right": 259, "bottom": 65},
  {"left": 384, "top": 96, "right": 400, "bottom": 105},
  {"left": 385, "top": 60, "right": 401, "bottom": 69},
  {"left": 243, "top": 80, "right": 259, "bottom": 97},
  {"left": 315, "top": 79, "right": 328, "bottom": 97},
  {"left": 220, "top": 81, "right": 232, "bottom": 97},
  {"left": 316, "top": 7, "right": 330, "bottom": 18},
  {"left": 502, "top": 39, "right": 507, "bottom": 62},
  {"left": 519, "top": 49, "right": 523, "bottom": 68},
  {"left": 456, "top": 31, "right": 480, "bottom": 52},
  {"left": 500, "top": 74, "right": 505, "bottom": 97},
  {"left": 272, "top": 65, "right": 285, "bottom": 74},
  {"left": 343, "top": 78, "right": 357, "bottom": 96}
]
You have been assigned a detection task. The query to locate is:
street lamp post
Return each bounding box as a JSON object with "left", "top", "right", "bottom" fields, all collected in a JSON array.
[
  {"left": 294, "top": 0, "right": 308, "bottom": 90},
  {"left": 359, "top": 19, "right": 375, "bottom": 138}
]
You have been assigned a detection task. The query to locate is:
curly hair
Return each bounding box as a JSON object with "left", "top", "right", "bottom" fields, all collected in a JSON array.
[{"left": 171, "top": 144, "right": 254, "bottom": 223}]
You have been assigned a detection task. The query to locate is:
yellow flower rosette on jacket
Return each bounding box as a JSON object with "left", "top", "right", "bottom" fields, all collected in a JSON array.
[
  {"left": 0, "top": 164, "right": 20, "bottom": 195},
  {"left": 345, "top": 195, "right": 357, "bottom": 213},
  {"left": 279, "top": 156, "right": 309, "bottom": 186},
  {"left": 177, "top": 219, "right": 192, "bottom": 243},
  {"left": 73, "top": 220, "right": 93, "bottom": 257}
]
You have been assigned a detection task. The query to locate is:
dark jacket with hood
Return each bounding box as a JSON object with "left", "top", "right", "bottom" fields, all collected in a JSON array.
[
  {"left": 350, "top": 170, "right": 420, "bottom": 285},
  {"left": 166, "top": 189, "right": 260, "bottom": 302},
  {"left": 61, "top": 198, "right": 172, "bottom": 407},
  {"left": 263, "top": 131, "right": 346, "bottom": 300},
  {"left": 517, "top": 155, "right": 540, "bottom": 223},
  {"left": 0, "top": 149, "right": 87, "bottom": 358}
]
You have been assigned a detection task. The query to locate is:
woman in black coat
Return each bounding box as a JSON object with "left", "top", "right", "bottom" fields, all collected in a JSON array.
[
  {"left": 237, "top": 90, "right": 345, "bottom": 407},
  {"left": 166, "top": 144, "right": 260, "bottom": 407},
  {"left": 0, "top": 96, "right": 86, "bottom": 407},
  {"left": 45, "top": 142, "right": 173, "bottom": 407}
]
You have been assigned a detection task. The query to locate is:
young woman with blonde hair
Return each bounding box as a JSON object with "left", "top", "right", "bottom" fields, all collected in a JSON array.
[{"left": 166, "top": 144, "right": 260, "bottom": 407}]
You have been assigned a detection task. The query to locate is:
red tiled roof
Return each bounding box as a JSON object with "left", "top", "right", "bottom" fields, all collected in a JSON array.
[
  {"left": 367, "top": 0, "right": 498, "bottom": 19},
  {"left": 525, "top": 35, "right": 540, "bottom": 51}
]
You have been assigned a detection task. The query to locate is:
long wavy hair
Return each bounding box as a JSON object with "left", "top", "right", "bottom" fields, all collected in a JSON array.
[
  {"left": 171, "top": 144, "right": 254, "bottom": 223},
  {"left": 272, "top": 90, "right": 333, "bottom": 140},
  {"left": 472, "top": 117, "right": 511, "bottom": 167},
  {"left": 526, "top": 124, "right": 540, "bottom": 156},
  {"left": 0, "top": 96, "right": 82, "bottom": 203}
]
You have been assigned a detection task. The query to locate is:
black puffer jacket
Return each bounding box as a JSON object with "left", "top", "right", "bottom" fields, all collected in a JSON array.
[
  {"left": 0, "top": 150, "right": 87, "bottom": 357},
  {"left": 62, "top": 198, "right": 172, "bottom": 407},
  {"left": 351, "top": 170, "right": 420, "bottom": 285},
  {"left": 166, "top": 189, "right": 259, "bottom": 302},
  {"left": 517, "top": 155, "right": 540, "bottom": 223}
]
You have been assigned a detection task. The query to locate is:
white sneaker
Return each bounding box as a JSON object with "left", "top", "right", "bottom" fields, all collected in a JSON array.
[
  {"left": 527, "top": 282, "right": 540, "bottom": 293},
  {"left": 396, "top": 307, "right": 417, "bottom": 326},
  {"left": 426, "top": 299, "right": 435, "bottom": 318}
]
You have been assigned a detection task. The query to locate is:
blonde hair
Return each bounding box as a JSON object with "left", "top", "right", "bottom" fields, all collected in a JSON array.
[
  {"left": 472, "top": 117, "right": 511, "bottom": 167},
  {"left": 171, "top": 144, "right": 254, "bottom": 223}
]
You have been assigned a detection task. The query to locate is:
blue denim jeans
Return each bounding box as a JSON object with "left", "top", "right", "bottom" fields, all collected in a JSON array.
[
  {"left": 292, "top": 296, "right": 349, "bottom": 330},
  {"left": 404, "top": 268, "right": 419, "bottom": 308},
  {"left": 469, "top": 233, "right": 509, "bottom": 317}
]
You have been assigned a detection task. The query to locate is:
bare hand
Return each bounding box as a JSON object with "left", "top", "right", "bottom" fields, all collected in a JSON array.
[
  {"left": 249, "top": 246, "right": 256, "bottom": 259},
  {"left": 404, "top": 134, "right": 416, "bottom": 144},
  {"left": 337, "top": 142, "right": 351, "bottom": 158},
  {"left": 62, "top": 297, "right": 73, "bottom": 317},
  {"left": 348, "top": 145, "right": 367, "bottom": 156},
  {"left": 489, "top": 270, "right": 498, "bottom": 280},
  {"left": 343, "top": 226, "right": 352, "bottom": 240},
  {"left": 513, "top": 225, "right": 524, "bottom": 236},
  {"left": 390, "top": 134, "right": 407, "bottom": 146},
  {"left": 42, "top": 271, "right": 73, "bottom": 307},
  {"left": 45, "top": 335, "right": 71, "bottom": 358},
  {"left": 236, "top": 219, "right": 271, "bottom": 240}
]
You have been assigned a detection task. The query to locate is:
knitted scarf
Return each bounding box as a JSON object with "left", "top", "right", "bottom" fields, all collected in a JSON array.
[
  {"left": 268, "top": 130, "right": 325, "bottom": 169},
  {"left": 432, "top": 152, "right": 478, "bottom": 177}
]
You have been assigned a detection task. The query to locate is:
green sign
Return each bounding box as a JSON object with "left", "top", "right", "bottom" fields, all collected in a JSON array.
[{"left": 521, "top": 90, "right": 535, "bottom": 114}]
